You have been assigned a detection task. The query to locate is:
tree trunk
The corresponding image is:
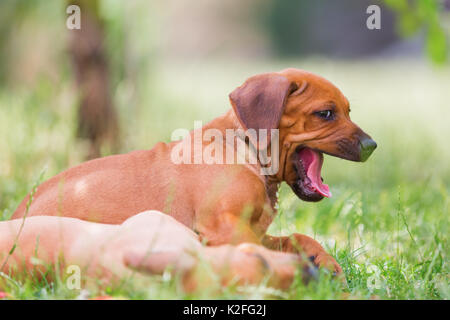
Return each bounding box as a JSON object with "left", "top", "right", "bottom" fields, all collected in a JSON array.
[{"left": 67, "top": 0, "right": 119, "bottom": 159}]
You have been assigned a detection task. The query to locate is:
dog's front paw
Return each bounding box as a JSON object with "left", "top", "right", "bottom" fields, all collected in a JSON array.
[
  {"left": 308, "top": 253, "right": 342, "bottom": 276},
  {"left": 285, "top": 234, "right": 343, "bottom": 276}
]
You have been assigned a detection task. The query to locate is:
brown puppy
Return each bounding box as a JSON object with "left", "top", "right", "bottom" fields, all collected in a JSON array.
[{"left": 13, "top": 68, "right": 376, "bottom": 274}]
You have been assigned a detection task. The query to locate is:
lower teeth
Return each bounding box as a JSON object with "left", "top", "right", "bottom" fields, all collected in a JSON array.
[{"left": 299, "top": 159, "right": 306, "bottom": 176}]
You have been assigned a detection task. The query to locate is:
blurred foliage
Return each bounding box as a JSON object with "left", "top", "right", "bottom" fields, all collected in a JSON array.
[
  {"left": 262, "top": 0, "right": 393, "bottom": 57},
  {"left": 0, "top": 0, "right": 38, "bottom": 84},
  {"left": 384, "top": 0, "right": 448, "bottom": 64},
  {"left": 263, "top": 0, "right": 448, "bottom": 63}
]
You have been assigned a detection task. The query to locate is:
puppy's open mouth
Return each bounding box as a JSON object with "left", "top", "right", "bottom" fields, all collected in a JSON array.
[{"left": 292, "top": 147, "right": 332, "bottom": 202}]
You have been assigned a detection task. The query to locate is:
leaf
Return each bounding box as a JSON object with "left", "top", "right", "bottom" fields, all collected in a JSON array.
[{"left": 426, "top": 23, "right": 448, "bottom": 64}]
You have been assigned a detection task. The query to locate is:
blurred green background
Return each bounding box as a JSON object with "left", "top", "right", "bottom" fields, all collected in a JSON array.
[{"left": 0, "top": 0, "right": 449, "bottom": 299}]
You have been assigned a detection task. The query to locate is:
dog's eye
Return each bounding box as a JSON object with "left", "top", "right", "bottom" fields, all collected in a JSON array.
[{"left": 315, "top": 110, "right": 334, "bottom": 120}]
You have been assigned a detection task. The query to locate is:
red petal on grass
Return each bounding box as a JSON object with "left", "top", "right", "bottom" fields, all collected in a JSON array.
[
  {"left": 91, "top": 295, "right": 114, "bottom": 300},
  {"left": 91, "top": 295, "right": 126, "bottom": 300},
  {"left": 0, "top": 291, "right": 10, "bottom": 299}
]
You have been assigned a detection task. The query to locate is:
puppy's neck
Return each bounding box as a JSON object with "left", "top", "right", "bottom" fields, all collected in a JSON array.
[{"left": 210, "top": 110, "right": 281, "bottom": 212}]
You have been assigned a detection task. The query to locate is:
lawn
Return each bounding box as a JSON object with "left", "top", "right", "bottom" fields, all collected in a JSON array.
[{"left": 0, "top": 58, "right": 448, "bottom": 299}]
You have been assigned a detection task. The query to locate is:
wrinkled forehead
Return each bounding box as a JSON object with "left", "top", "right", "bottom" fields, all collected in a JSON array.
[{"left": 279, "top": 68, "right": 349, "bottom": 109}]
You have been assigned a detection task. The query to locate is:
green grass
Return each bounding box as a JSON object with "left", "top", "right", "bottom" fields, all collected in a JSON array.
[{"left": 0, "top": 59, "right": 448, "bottom": 299}]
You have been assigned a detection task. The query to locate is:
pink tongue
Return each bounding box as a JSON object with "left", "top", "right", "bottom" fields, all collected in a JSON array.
[{"left": 300, "top": 149, "right": 332, "bottom": 198}]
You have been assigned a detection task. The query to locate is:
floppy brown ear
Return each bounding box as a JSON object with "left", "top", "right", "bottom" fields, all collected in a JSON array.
[{"left": 229, "top": 73, "right": 297, "bottom": 149}]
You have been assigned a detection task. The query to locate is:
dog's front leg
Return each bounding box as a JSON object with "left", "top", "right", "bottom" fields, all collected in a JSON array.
[
  {"left": 262, "top": 234, "right": 343, "bottom": 275},
  {"left": 196, "top": 211, "right": 262, "bottom": 246}
]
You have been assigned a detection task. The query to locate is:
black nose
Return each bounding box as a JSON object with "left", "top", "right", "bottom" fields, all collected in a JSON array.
[{"left": 359, "top": 137, "right": 377, "bottom": 162}]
